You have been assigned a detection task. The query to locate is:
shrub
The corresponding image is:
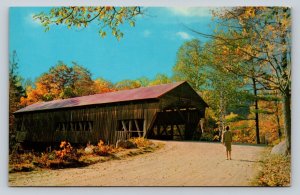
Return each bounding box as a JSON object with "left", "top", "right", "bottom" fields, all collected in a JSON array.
[
  {"left": 94, "top": 140, "right": 116, "bottom": 156},
  {"left": 55, "top": 141, "right": 74, "bottom": 160},
  {"left": 129, "top": 137, "right": 153, "bottom": 148},
  {"left": 200, "top": 132, "right": 214, "bottom": 142}
]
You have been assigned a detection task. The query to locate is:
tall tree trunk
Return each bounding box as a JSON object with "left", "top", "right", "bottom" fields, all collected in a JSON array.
[
  {"left": 252, "top": 77, "right": 260, "bottom": 144},
  {"left": 275, "top": 98, "right": 282, "bottom": 141},
  {"left": 282, "top": 87, "right": 291, "bottom": 154},
  {"left": 219, "top": 90, "right": 226, "bottom": 132},
  {"left": 280, "top": 19, "right": 291, "bottom": 154}
]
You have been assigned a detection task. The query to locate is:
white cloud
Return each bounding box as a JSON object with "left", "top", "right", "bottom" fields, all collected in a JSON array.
[
  {"left": 143, "top": 30, "right": 151, "bottom": 37},
  {"left": 176, "top": 31, "right": 192, "bottom": 40},
  {"left": 26, "top": 13, "right": 42, "bottom": 27},
  {"left": 167, "top": 7, "right": 212, "bottom": 18}
]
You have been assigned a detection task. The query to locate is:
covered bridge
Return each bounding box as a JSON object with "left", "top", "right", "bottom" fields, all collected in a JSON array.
[{"left": 14, "top": 81, "right": 208, "bottom": 146}]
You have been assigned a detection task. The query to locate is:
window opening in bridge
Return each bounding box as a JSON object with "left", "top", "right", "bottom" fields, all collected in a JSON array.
[
  {"left": 56, "top": 121, "right": 93, "bottom": 132},
  {"left": 117, "top": 119, "right": 144, "bottom": 137}
]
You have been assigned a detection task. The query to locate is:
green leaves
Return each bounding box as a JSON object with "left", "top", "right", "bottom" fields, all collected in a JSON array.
[
  {"left": 173, "top": 39, "right": 207, "bottom": 91},
  {"left": 33, "top": 6, "right": 142, "bottom": 41}
]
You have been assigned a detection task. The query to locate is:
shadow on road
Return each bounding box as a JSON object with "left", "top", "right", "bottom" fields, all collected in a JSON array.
[{"left": 231, "top": 159, "right": 263, "bottom": 163}]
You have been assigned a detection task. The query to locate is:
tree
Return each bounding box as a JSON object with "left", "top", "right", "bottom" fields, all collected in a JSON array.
[
  {"left": 34, "top": 6, "right": 142, "bottom": 40},
  {"left": 93, "top": 77, "right": 115, "bottom": 93},
  {"left": 136, "top": 76, "right": 150, "bottom": 87},
  {"left": 20, "top": 62, "right": 95, "bottom": 106},
  {"left": 149, "top": 74, "right": 172, "bottom": 86},
  {"left": 192, "top": 7, "right": 291, "bottom": 151},
  {"left": 204, "top": 67, "right": 248, "bottom": 132},
  {"left": 9, "top": 51, "right": 25, "bottom": 149},
  {"left": 202, "top": 36, "right": 263, "bottom": 144},
  {"left": 71, "top": 63, "right": 96, "bottom": 97},
  {"left": 173, "top": 39, "right": 207, "bottom": 90},
  {"left": 114, "top": 79, "right": 141, "bottom": 90}
]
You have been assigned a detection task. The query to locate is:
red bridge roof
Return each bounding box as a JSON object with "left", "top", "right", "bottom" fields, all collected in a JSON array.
[{"left": 15, "top": 81, "right": 187, "bottom": 113}]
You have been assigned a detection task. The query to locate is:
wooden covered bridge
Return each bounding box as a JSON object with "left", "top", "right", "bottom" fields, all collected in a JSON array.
[{"left": 14, "top": 81, "right": 208, "bottom": 146}]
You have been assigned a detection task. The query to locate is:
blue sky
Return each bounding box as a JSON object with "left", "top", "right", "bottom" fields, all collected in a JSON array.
[{"left": 9, "top": 7, "right": 213, "bottom": 83}]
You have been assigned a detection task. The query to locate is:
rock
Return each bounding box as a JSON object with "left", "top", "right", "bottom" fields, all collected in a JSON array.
[
  {"left": 84, "top": 145, "right": 95, "bottom": 154},
  {"left": 116, "top": 140, "right": 137, "bottom": 149},
  {"left": 271, "top": 141, "right": 288, "bottom": 155}
]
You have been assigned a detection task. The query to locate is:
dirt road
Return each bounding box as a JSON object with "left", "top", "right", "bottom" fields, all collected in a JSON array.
[{"left": 9, "top": 141, "right": 266, "bottom": 186}]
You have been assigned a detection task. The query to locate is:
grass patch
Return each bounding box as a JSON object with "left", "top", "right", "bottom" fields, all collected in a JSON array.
[
  {"left": 9, "top": 163, "right": 35, "bottom": 173},
  {"left": 253, "top": 150, "right": 291, "bottom": 186},
  {"left": 9, "top": 139, "right": 163, "bottom": 173}
]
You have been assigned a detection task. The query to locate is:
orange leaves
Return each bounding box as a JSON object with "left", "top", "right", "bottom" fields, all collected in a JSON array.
[
  {"left": 60, "top": 141, "right": 67, "bottom": 148},
  {"left": 235, "top": 47, "right": 242, "bottom": 55},
  {"left": 93, "top": 78, "right": 115, "bottom": 93},
  {"left": 55, "top": 141, "right": 73, "bottom": 160},
  {"left": 228, "top": 98, "right": 283, "bottom": 145},
  {"left": 266, "top": 24, "right": 275, "bottom": 32},
  {"left": 20, "top": 62, "right": 98, "bottom": 106},
  {"left": 97, "top": 140, "right": 104, "bottom": 148},
  {"left": 105, "top": 6, "right": 112, "bottom": 11},
  {"left": 129, "top": 137, "right": 152, "bottom": 148},
  {"left": 95, "top": 140, "right": 115, "bottom": 156},
  {"left": 20, "top": 84, "right": 47, "bottom": 106}
]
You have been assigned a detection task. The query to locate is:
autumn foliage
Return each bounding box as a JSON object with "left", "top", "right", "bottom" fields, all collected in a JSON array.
[
  {"left": 55, "top": 141, "right": 73, "bottom": 160},
  {"left": 12, "top": 7, "right": 290, "bottom": 152},
  {"left": 254, "top": 154, "right": 290, "bottom": 186},
  {"left": 9, "top": 138, "right": 156, "bottom": 173},
  {"left": 94, "top": 140, "right": 117, "bottom": 156},
  {"left": 129, "top": 137, "right": 153, "bottom": 148}
]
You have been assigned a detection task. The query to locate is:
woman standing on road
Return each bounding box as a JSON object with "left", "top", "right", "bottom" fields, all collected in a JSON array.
[{"left": 222, "top": 126, "right": 233, "bottom": 160}]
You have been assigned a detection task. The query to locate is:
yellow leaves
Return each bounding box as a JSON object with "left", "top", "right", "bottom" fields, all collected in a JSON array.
[
  {"left": 265, "top": 42, "right": 275, "bottom": 52},
  {"left": 281, "top": 18, "right": 290, "bottom": 29},
  {"left": 129, "top": 137, "right": 152, "bottom": 147},
  {"left": 244, "top": 7, "right": 256, "bottom": 18},
  {"left": 20, "top": 82, "right": 49, "bottom": 106},
  {"left": 93, "top": 78, "right": 114, "bottom": 93},
  {"left": 256, "top": 154, "right": 290, "bottom": 186},
  {"left": 243, "top": 44, "right": 252, "bottom": 54},
  {"left": 225, "top": 112, "right": 239, "bottom": 121},
  {"left": 37, "top": 6, "right": 142, "bottom": 40},
  {"left": 222, "top": 45, "right": 229, "bottom": 55},
  {"left": 99, "top": 10, "right": 106, "bottom": 19},
  {"left": 129, "top": 21, "right": 135, "bottom": 27},
  {"left": 99, "top": 30, "right": 106, "bottom": 38}
]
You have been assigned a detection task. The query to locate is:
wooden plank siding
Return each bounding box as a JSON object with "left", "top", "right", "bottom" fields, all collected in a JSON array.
[
  {"left": 14, "top": 82, "right": 208, "bottom": 146},
  {"left": 15, "top": 101, "right": 159, "bottom": 145}
]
